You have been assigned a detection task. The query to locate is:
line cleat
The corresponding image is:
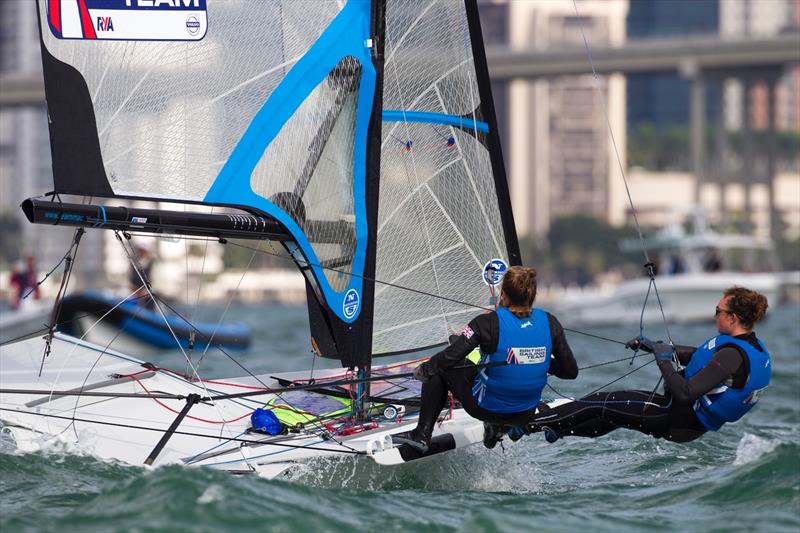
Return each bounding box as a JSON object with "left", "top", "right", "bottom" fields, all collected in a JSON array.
[
  {"left": 542, "top": 426, "right": 561, "bottom": 444},
  {"left": 391, "top": 431, "right": 430, "bottom": 454},
  {"left": 483, "top": 422, "right": 504, "bottom": 449}
]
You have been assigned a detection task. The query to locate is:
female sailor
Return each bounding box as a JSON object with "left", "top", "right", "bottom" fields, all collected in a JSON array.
[
  {"left": 394, "top": 266, "right": 579, "bottom": 453},
  {"left": 523, "top": 286, "right": 771, "bottom": 444}
]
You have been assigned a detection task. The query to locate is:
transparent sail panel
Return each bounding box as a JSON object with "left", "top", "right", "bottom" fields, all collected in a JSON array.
[
  {"left": 38, "top": 0, "right": 345, "bottom": 200},
  {"left": 374, "top": 1, "right": 508, "bottom": 354},
  {"left": 252, "top": 56, "right": 361, "bottom": 291}
]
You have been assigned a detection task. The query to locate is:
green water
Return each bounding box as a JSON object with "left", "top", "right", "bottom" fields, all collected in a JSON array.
[{"left": 2, "top": 304, "right": 799, "bottom": 532}]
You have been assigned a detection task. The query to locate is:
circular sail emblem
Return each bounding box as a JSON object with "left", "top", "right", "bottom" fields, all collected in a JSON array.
[
  {"left": 186, "top": 16, "right": 201, "bottom": 36},
  {"left": 482, "top": 259, "right": 508, "bottom": 286},
  {"left": 343, "top": 289, "right": 360, "bottom": 319}
]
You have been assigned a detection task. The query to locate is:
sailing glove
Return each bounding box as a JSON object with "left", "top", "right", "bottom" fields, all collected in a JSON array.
[
  {"left": 625, "top": 336, "right": 656, "bottom": 353},
  {"left": 652, "top": 341, "right": 674, "bottom": 362}
]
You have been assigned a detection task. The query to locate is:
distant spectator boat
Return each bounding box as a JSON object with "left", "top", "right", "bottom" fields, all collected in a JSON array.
[
  {"left": 551, "top": 210, "right": 789, "bottom": 326},
  {"left": 56, "top": 291, "right": 251, "bottom": 353}
]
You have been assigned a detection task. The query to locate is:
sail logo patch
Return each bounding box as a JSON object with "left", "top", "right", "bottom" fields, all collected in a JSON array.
[
  {"left": 507, "top": 347, "right": 547, "bottom": 365},
  {"left": 46, "top": 0, "right": 207, "bottom": 41},
  {"left": 185, "top": 15, "right": 201, "bottom": 35},
  {"left": 97, "top": 16, "right": 114, "bottom": 32},
  {"left": 482, "top": 258, "right": 508, "bottom": 286},
  {"left": 343, "top": 289, "right": 360, "bottom": 320}
]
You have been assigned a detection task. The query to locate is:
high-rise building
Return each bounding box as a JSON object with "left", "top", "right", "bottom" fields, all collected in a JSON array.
[
  {"left": 477, "top": 0, "right": 511, "bottom": 177},
  {"left": 627, "top": 0, "right": 798, "bottom": 141},
  {"left": 720, "top": 0, "right": 800, "bottom": 133},
  {"left": 626, "top": 0, "right": 721, "bottom": 131},
  {"left": 507, "top": 0, "right": 628, "bottom": 237}
]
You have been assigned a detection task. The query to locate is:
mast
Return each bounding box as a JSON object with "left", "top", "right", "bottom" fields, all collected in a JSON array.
[{"left": 352, "top": 0, "right": 386, "bottom": 419}]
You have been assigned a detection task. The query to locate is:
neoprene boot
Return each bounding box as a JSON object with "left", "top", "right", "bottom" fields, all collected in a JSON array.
[
  {"left": 483, "top": 422, "right": 504, "bottom": 449},
  {"left": 392, "top": 418, "right": 434, "bottom": 454}
]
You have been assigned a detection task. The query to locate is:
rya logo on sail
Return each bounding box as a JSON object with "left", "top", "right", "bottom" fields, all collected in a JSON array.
[{"left": 96, "top": 16, "right": 114, "bottom": 32}]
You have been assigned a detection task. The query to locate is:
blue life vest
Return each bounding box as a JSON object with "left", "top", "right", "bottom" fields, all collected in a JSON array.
[
  {"left": 684, "top": 334, "right": 771, "bottom": 431},
  {"left": 471, "top": 307, "right": 552, "bottom": 413}
]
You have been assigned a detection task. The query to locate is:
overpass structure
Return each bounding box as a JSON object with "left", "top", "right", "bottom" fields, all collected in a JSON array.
[
  {"left": 485, "top": 33, "right": 798, "bottom": 79},
  {"left": 4, "top": 34, "right": 797, "bottom": 105},
  {"left": 485, "top": 33, "right": 799, "bottom": 238}
]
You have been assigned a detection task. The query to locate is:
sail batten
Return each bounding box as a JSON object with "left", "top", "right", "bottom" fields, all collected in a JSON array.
[{"left": 381, "top": 110, "right": 488, "bottom": 133}]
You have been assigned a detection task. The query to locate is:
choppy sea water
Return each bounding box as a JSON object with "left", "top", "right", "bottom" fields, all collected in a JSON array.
[{"left": 1, "top": 303, "right": 799, "bottom": 532}]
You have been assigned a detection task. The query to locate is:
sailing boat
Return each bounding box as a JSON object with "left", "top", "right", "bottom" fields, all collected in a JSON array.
[{"left": 0, "top": 0, "right": 523, "bottom": 474}]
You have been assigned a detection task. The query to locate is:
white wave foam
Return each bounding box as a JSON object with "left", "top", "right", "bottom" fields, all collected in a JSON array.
[
  {"left": 733, "top": 433, "right": 778, "bottom": 466},
  {"left": 198, "top": 484, "right": 224, "bottom": 504}
]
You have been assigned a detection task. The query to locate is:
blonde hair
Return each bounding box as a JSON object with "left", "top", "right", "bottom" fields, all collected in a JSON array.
[{"left": 500, "top": 266, "right": 538, "bottom": 318}]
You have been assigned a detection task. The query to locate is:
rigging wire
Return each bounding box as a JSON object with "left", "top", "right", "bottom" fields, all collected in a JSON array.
[
  {"left": 116, "top": 233, "right": 249, "bottom": 457},
  {"left": 145, "top": 289, "right": 330, "bottom": 424},
  {"left": 120, "top": 231, "right": 632, "bottom": 349},
  {"left": 1, "top": 293, "right": 156, "bottom": 347},
  {"left": 545, "top": 358, "right": 656, "bottom": 402},
  {"left": 220, "top": 236, "right": 630, "bottom": 346},
  {"left": 0, "top": 407, "right": 365, "bottom": 456},
  {"left": 39, "top": 228, "right": 85, "bottom": 377},
  {"left": 570, "top": 0, "right": 675, "bottom": 351},
  {"left": 67, "top": 317, "right": 134, "bottom": 441},
  {"left": 195, "top": 239, "right": 263, "bottom": 374},
  {"left": 118, "top": 231, "right": 209, "bottom": 389}
]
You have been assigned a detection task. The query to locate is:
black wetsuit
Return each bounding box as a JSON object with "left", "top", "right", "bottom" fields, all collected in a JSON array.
[
  {"left": 527, "top": 332, "right": 762, "bottom": 443},
  {"left": 414, "top": 311, "right": 578, "bottom": 433}
]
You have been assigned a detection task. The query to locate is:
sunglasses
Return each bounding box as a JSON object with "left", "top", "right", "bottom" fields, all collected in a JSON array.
[{"left": 715, "top": 306, "right": 734, "bottom": 317}]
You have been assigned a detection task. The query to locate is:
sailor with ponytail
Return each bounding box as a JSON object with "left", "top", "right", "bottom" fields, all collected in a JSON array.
[{"left": 393, "top": 266, "right": 579, "bottom": 453}]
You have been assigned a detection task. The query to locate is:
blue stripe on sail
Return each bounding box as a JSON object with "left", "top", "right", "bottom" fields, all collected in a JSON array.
[
  {"left": 204, "top": 0, "right": 374, "bottom": 323},
  {"left": 382, "top": 110, "right": 489, "bottom": 133}
]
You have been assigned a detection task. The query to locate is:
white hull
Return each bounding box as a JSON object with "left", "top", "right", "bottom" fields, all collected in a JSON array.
[
  {"left": 0, "top": 334, "right": 484, "bottom": 477},
  {"left": 551, "top": 271, "right": 782, "bottom": 327}
]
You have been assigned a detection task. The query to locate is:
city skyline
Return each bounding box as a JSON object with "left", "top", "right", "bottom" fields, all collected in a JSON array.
[{"left": 0, "top": 0, "right": 798, "bottom": 292}]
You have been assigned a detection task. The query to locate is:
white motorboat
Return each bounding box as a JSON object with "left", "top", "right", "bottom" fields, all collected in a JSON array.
[{"left": 551, "top": 210, "right": 784, "bottom": 326}]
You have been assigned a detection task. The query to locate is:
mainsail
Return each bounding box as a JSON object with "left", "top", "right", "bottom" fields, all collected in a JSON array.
[{"left": 29, "top": 0, "right": 518, "bottom": 368}]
